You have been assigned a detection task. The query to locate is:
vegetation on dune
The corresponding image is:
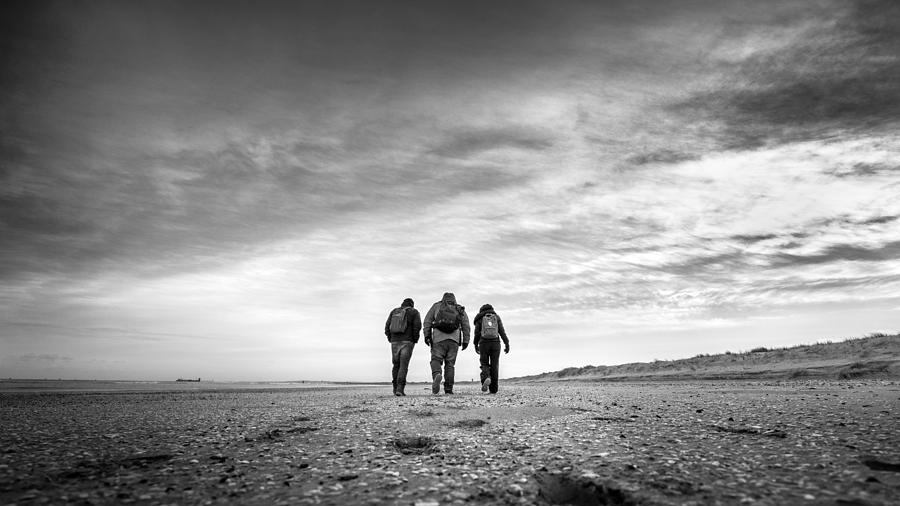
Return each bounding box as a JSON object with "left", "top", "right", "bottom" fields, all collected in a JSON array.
[{"left": 513, "top": 333, "right": 900, "bottom": 382}]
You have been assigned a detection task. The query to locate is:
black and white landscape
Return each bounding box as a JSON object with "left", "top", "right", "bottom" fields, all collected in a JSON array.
[{"left": 2, "top": 1, "right": 899, "bottom": 504}]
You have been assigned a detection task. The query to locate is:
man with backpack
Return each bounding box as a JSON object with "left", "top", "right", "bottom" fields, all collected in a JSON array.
[
  {"left": 473, "top": 303, "right": 509, "bottom": 394},
  {"left": 384, "top": 298, "right": 422, "bottom": 396},
  {"left": 423, "top": 292, "right": 470, "bottom": 395}
]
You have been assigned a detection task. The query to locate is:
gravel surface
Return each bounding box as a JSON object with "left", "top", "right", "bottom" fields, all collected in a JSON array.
[{"left": 2, "top": 381, "right": 899, "bottom": 505}]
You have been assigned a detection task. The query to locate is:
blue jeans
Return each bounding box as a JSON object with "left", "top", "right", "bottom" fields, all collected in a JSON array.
[
  {"left": 391, "top": 341, "right": 415, "bottom": 389},
  {"left": 430, "top": 340, "right": 459, "bottom": 392},
  {"left": 479, "top": 340, "right": 502, "bottom": 393}
]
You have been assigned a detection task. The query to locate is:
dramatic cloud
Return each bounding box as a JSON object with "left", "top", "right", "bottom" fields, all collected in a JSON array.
[
  {"left": 1, "top": 0, "right": 898, "bottom": 381},
  {"left": 671, "top": 0, "right": 900, "bottom": 149}
]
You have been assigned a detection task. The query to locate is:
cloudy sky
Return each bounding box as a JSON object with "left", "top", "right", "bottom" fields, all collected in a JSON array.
[{"left": 2, "top": 0, "right": 898, "bottom": 382}]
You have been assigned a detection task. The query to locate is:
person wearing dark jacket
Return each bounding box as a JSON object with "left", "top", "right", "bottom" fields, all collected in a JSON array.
[
  {"left": 473, "top": 303, "right": 509, "bottom": 394},
  {"left": 384, "top": 298, "right": 422, "bottom": 396}
]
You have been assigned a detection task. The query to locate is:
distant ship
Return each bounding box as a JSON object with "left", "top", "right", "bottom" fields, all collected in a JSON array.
[{"left": 176, "top": 377, "right": 201, "bottom": 382}]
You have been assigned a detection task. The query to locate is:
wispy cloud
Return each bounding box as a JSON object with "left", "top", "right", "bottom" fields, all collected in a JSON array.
[
  {"left": 429, "top": 127, "right": 556, "bottom": 159},
  {"left": 16, "top": 353, "right": 72, "bottom": 364}
]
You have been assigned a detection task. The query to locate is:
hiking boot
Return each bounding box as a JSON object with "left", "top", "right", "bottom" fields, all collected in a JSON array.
[
  {"left": 445, "top": 390, "right": 454, "bottom": 395},
  {"left": 432, "top": 373, "right": 442, "bottom": 394},
  {"left": 482, "top": 378, "right": 491, "bottom": 392},
  {"left": 394, "top": 390, "right": 402, "bottom": 397}
]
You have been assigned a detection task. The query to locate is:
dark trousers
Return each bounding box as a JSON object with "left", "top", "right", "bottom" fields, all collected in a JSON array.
[
  {"left": 479, "top": 340, "right": 502, "bottom": 393},
  {"left": 391, "top": 341, "right": 414, "bottom": 391},
  {"left": 430, "top": 340, "right": 459, "bottom": 393}
]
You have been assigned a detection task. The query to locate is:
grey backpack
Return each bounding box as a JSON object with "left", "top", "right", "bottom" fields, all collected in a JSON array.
[{"left": 481, "top": 313, "right": 499, "bottom": 339}]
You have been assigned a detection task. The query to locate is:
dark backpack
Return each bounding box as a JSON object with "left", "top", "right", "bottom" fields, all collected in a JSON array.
[
  {"left": 481, "top": 313, "right": 499, "bottom": 339},
  {"left": 389, "top": 307, "right": 408, "bottom": 333},
  {"left": 433, "top": 301, "right": 460, "bottom": 333}
]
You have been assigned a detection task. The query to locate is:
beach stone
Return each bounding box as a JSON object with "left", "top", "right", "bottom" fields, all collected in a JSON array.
[{"left": 507, "top": 483, "right": 524, "bottom": 496}]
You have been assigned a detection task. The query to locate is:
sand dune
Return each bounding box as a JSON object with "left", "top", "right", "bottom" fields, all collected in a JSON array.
[{"left": 513, "top": 334, "right": 900, "bottom": 382}]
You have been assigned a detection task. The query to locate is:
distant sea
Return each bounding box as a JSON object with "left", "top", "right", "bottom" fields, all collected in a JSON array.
[{"left": 0, "top": 379, "right": 386, "bottom": 393}]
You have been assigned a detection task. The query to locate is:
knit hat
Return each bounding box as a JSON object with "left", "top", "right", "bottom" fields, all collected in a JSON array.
[
  {"left": 402, "top": 298, "right": 414, "bottom": 308},
  {"left": 479, "top": 303, "right": 494, "bottom": 312}
]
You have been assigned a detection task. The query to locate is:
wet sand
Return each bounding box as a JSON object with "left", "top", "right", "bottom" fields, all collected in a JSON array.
[{"left": 2, "top": 381, "right": 898, "bottom": 505}]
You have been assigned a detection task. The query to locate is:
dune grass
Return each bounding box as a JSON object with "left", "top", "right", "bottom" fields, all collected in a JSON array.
[{"left": 513, "top": 333, "right": 900, "bottom": 382}]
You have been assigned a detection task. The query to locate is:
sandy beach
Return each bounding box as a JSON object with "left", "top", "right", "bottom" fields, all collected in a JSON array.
[{"left": 2, "top": 380, "right": 898, "bottom": 505}]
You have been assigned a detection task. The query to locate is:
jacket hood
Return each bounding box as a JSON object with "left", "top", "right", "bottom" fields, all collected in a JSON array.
[
  {"left": 473, "top": 304, "right": 497, "bottom": 324},
  {"left": 401, "top": 298, "right": 414, "bottom": 308},
  {"left": 441, "top": 292, "right": 456, "bottom": 304}
]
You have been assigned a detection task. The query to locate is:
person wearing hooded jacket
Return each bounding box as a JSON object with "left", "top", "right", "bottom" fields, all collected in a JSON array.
[
  {"left": 384, "top": 298, "right": 422, "bottom": 396},
  {"left": 473, "top": 303, "right": 509, "bottom": 394},
  {"left": 423, "top": 292, "right": 471, "bottom": 395}
]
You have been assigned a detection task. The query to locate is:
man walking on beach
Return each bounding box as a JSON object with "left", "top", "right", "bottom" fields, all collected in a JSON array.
[
  {"left": 423, "top": 292, "right": 470, "bottom": 395},
  {"left": 384, "top": 298, "right": 421, "bottom": 396},
  {"left": 473, "top": 303, "right": 509, "bottom": 394}
]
